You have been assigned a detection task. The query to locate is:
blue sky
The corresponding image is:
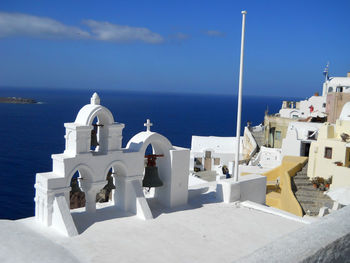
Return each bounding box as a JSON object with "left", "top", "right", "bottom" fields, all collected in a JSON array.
[{"left": 0, "top": 0, "right": 349, "bottom": 97}]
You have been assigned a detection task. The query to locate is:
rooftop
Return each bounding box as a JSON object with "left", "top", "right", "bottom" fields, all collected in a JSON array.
[{"left": 1, "top": 188, "right": 305, "bottom": 263}]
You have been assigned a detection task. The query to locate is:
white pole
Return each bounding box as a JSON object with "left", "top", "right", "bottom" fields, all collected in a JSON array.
[{"left": 233, "top": 10, "right": 247, "bottom": 182}]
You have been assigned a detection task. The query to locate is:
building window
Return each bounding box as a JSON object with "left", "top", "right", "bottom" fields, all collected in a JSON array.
[
  {"left": 324, "top": 147, "right": 332, "bottom": 159},
  {"left": 214, "top": 158, "right": 220, "bottom": 165},
  {"left": 336, "top": 86, "right": 343, "bottom": 92},
  {"left": 308, "top": 131, "right": 317, "bottom": 140},
  {"left": 275, "top": 131, "right": 282, "bottom": 141}
]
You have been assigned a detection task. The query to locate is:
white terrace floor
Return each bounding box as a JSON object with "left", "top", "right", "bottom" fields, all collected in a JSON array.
[{"left": 0, "top": 190, "right": 306, "bottom": 263}]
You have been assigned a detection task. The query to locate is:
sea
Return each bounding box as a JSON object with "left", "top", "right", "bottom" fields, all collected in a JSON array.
[{"left": 0, "top": 88, "right": 301, "bottom": 220}]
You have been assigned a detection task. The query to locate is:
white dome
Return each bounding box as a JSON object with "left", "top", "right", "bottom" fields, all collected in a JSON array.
[
  {"left": 74, "top": 93, "right": 114, "bottom": 125},
  {"left": 339, "top": 102, "right": 350, "bottom": 121}
]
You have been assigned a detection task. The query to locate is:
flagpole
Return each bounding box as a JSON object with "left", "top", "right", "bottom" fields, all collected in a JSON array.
[{"left": 233, "top": 10, "right": 247, "bottom": 182}]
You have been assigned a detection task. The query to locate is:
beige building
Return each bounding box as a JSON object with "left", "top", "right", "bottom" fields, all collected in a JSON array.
[
  {"left": 264, "top": 115, "right": 299, "bottom": 148},
  {"left": 308, "top": 103, "right": 350, "bottom": 189},
  {"left": 325, "top": 72, "right": 350, "bottom": 123},
  {"left": 326, "top": 92, "right": 350, "bottom": 123}
]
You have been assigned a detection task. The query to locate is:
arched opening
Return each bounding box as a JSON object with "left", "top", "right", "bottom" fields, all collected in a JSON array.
[
  {"left": 145, "top": 144, "right": 154, "bottom": 155},
  {"left": 96, "top": 168, "right": 116, "bottom": 206},
  {"left": 69, "top": 171, "right": 86, "bottom": 209},
  {"left": 142, "top": 142, "right": 168, "bottom": 199}
]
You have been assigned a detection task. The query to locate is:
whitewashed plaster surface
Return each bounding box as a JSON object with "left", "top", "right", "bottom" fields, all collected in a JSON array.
[
  {"left": 189, "top": 132, "right": 258, "bottom": 175},
  {"left": 34, "top": 93, "right": 190, "bottom": 237},
  {"left": 250, "top": 146, "right": 282, "bottom": 169},
  {"left": 326, "top": 187, "right": 350, "bottom": 205},
  {"left": 281, "top": 122, "right": 322, "bottom": 156},
  {"left": 190, "top": 136, "right": 243, "bottom": 174},
  {"left": 279, "top": 95, "right": 326, "bottom": 119},
  {"left": 0, "top": 189, "right": 305, "bottom": 263},
  {"left": 323, "top": 76, "right": 350, "bottom": 95},
  {"left": 339, "top": 101, "right": 350, "bottom": 121}
]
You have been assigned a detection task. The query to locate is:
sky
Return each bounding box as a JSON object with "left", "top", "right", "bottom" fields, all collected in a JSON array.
[{"left": 0, "top": 0, "right": 349, "bottom": 97}]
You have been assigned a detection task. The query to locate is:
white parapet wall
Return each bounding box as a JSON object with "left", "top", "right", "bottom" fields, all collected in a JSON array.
[
  {"left": 238, "top": 205, "right": 350, "bottom": 262},
  {"left": 250, "top": 146, "right": 282, "bottom": 169},
  {"left": 216, "top": 174, "right": 266, "bottom": 204}
]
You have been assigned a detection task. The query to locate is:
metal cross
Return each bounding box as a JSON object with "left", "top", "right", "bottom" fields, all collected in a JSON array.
[{"left": 144, "top": 119, "right": 153, "bottom": 132}]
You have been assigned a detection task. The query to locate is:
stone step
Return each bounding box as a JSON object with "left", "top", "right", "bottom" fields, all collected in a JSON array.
[
  {"left": 294, "top": 182, "right": 312, "bottom": 187},
  {"left": 294, "top": 182, "right": 313, "bottom": 187},
  {"left": 293, "top": 174, "right": 309, "bottom": 179},
  {"left": 293, "top": 178, "right": 312, "bottom": 183},
  {"left": 294, "top": 174, "right": 310, "bottom": 178},
  {"left": 295, "top": 185, "right": 316, "bottom": 191},
  {"left": 297, "top": 197, "right": 333, "bottom": 205},
  {"left": 298, "top": 199, "right": 314, "bottom": 205},
  {"left": 304, "top": 210, "right": 319, "bottom": 216},
  {"left": 292, "top": 161, "right": 334, "bottom": 217},
  {"left": 299, "top": 202, "right": 332, "bottom": 208},
  {"left": 295, "top": 193, "right": 328, "bottom": 199},
  {"left": 304, "top": 204, "right": 331, "bottom": 212},
  {"left": 314, "top": 200, "right": 334, "bottom": 207},
  {"left": 296, "top": 171, "right": 308, "bottom": 176},
  {"left": 301, "top": 204, "right": 321, "bottom": 213},
  {"left": 295, "top": 191, "right": 325, "bottom": 198}
]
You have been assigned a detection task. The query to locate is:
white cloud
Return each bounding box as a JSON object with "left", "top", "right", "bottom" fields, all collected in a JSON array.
[
  {"left": 0, "top": 12, "right": 90, "bottom": 39},
  {"left": 0, "top": 12, "right": 164, "bottom": 44},
  {"left": 172, "top": 32, "right": 190, "bottom": 40},
  {"left": 205, "top": 30, "right": 226, "bottom": 37},
  {"left": 83, "top": 19, "right": 164, "bottom": 44}
]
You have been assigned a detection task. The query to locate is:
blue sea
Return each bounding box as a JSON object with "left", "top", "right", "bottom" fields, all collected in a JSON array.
[{"left": 0, "top": 88, "right": 300, "bottom": 220}]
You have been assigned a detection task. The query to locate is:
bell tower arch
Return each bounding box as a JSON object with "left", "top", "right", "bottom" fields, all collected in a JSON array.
[
  {"left": 126, "top": 120, "right": 190, "bottom": 208},
  {"left": 35, "top": 97, "right": 190, "bottom": 237}
]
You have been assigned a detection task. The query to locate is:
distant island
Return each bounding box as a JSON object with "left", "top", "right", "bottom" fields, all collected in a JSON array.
[{"left": 0, "top": 97, "right": 37, "bottom": 104}]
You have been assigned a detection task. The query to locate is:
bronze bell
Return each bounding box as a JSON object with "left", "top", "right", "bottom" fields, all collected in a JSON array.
[
  {"left": 143, "top": 166, "right": 163, "bottom": 188},
  {"left": 91, "top": 129, "right": 99, "bottom": 147},
  {"left": 142, "top": 154, "right": 164, "bottom": 188}
]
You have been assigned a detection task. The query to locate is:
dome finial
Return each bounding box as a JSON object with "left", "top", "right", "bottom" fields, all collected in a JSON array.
[{"left": 91, "top": 92, "right": 100, "bottom": 105}]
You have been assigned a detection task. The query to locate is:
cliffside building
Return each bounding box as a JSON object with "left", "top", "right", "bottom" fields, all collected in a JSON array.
[{"left": 308, "top": 102, "right": 350, "bottom": 189}]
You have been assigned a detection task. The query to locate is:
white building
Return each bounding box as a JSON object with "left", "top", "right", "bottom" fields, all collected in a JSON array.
[
  {"left": 249, "top": 146, "right": 282, "bottom": 169},
  {"left": 189, "top": 136, "right": 243, "bottom": 175},
  {"left": 279, "top": 73, "right": 350, "bottom": 120},
  {"left": 279, "top": 95, "right": 327, "bottom": 119},
  {"left": 281, "top": 122, "right": 322, "bottom": 157},
  {"left": 34, "top": 93, "right": 190, "bottom": 237},
  {"left": 322, "top": 76, "right": 350, "bottom": 95}
]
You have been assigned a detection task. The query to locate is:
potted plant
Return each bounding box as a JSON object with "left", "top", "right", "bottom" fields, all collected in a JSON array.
[{"left": 311, "top": 177, "right": 319, "bottom": 188}]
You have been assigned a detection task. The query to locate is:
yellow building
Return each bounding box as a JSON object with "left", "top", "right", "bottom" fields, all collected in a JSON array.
[
  {"left": 264, "top": 156, "right": 307, "bottom": 217},
  {"left": 308, "top": 104, "right": 350, "bottom": 189}
]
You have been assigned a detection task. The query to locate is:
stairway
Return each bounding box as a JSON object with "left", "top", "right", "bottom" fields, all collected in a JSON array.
[
  {"left": 292, "top": 162, "right": 334, "bottom": 216},
  {"left": 251, "top": 129, "right": 265, "bottom": 148}
]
